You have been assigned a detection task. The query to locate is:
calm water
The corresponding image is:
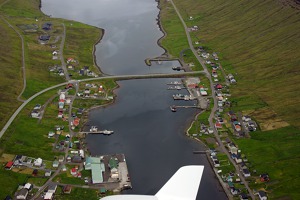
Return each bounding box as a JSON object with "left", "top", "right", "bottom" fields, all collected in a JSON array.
[{"left": 42, "top": 0, "right": 227, "bottom": 199}]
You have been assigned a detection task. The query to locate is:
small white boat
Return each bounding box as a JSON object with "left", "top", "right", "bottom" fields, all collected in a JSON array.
[
  {"left": 90, "top": 126, "right": 98, "bottom": 132},
  {"left": 170, "top": 105, "right": 177, "bottom": 112},
  {"left": 100, "top": 130, "right": 114, "bottom": 135}
]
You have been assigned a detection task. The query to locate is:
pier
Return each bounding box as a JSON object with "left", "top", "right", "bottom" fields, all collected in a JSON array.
[{"left": 79, "top": 130, "right": 114, "bottom": 135}]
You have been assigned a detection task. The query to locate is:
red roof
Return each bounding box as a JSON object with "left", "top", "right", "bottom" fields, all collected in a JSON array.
[
  {"left": 73, "top": 118, "right": 80, "bottom": 126},
  {"left": 5, "top": 161, "right": 13, "bottom": 168},
  {"left": 216, "top": 84, "right": 222, "bottom": 89},
  {"left": 71, "top": 168, "right": 76, "bottom": 173},
  {"left": 215, "top": 122, "right": 222, "bottom": 128}
]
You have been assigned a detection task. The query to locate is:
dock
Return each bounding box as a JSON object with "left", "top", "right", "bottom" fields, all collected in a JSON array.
[
  {"left": 175, "top": 105, "right": 200, "bottom": 108},
  {"left": 79, "top": 130, "right": 114, "bottom": 135}
]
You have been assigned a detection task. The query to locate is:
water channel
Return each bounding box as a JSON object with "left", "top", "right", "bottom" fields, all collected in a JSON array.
[{"left": 42, "top": 0, "right": 227, "bottom": 199}]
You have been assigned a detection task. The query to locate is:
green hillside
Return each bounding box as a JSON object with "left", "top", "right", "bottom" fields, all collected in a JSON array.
[{"left": 165, "top": 0, "right": 300, "bottom": 128}]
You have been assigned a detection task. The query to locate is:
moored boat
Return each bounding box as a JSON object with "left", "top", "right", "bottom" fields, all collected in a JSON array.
[
  {"left": 170, "top": 105, "right": 177, "bottom": 112},
  {"left": 100, "top": 130, "right": 114, "bottom": 135}
]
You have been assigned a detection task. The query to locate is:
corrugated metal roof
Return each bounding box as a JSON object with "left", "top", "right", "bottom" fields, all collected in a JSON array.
[{"left": 91, "top": 163, "right": 103, "bottom": 183}]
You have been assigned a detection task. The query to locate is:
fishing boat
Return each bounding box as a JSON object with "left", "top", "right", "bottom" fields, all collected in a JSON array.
[
  {"left": 170, "top": 105, "right": 177, "bottom": 112},
  {"left": 100, "top": 130, "right": 114, "bottom": 135},
  {"left": 90, "top": 126, "right": 98, "bottom": 132}
]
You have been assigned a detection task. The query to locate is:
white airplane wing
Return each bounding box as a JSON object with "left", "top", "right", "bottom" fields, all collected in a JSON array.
[{"left": 101, "top": 165, "right": 204, "bottom": 200}]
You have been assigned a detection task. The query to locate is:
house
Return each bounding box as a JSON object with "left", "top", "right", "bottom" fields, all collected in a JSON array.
[
  {"left": 215, "top": 84, "right": 223, "bottom": 90},
  {"left": 227, "top": 143, "right": 238, "bottom": 154},
  {"left": 63, "top": 185, "right": 72, "bottom": 194},
  {"left": 45, "top": 170, "right": 52, "bottom": 177},
  {"left": 258, "top": 191, "right": 267, "bottom": 200},
  {"left": 58, "top": 111, "right": 63, "bottom": 118},
  {"left": 226, "top": 175, "right": 233, "bottom": 182},
  {"left": 71, "top": 155, "right": 82, "bottom": 163},
  {"left": 235, "top": 125, "right": 242, "bottom": 132},
  {"left": 16, "top": 188, "right": 28, "bottom": 200},
  {"left": 24, "top": 183, "right": 32, "bottom": 191},
  {"left": 70, "top": 168, "right": 77, "bottom": 176},
  {"left": 230, "top": 187, "right": 240, "bottom": 195},
  {"left": 260, "top": 174, "right": 270, "bottom": 182},
  {"left": 67, "top": 57, "right": 75, "bottom": 63},
  {"left": 61, "top": 165, "right": 67, "bottom": 172},
  {"left": 213, "top": 160, "right": 220, "bottom": 167},
  {"left": 34, "top": 104, "right": 42, "bottom": 110},
  {"left": 5, "top": 161, "right": 14, "bottom": 170},
  {"left": 242, "top": 169, "right": 251, "bottom": 177},
  {"left": 52, "top": 50, "right": 58, "bottom": 56},
  {"left": 58, "top": 155, "right": 64, "bottom": 162},
  {"left": 59, "top": 93, "right": 66, "bottom": 100},
  {"left": 84, "top": 88, "right": 90, "bottom": 94},
  {"left": 52, "top": 160, "right": 59, "bottom": 168},
  {"left": 65, "top": 83, "right": 73, "bottom": 89},
  {"left": 227, "top": 181, "right": 234, "bottom": 188},
  {"left": 48, "top": 131, "right": 55, "bottom": 138},
  {"left": 215, "top": 122, "right": 222, "bottom": 129},
  {"left": 85, "top": 157, "right": 105, "bottom": 183},
  {"left": 31, "top": 110, "right": 40, "bottom": 118},
  {"left": 39, "top": 35, "right": 50, "bottom": 41},
  {"left": 77, "top": 108, "right": 84, "bottom": 115},
  {"left": 73, "top": 118, "right": 80, "bottom": 127},
  {"left": 32, "top": 169, "right": 38, "bottom": 176},
  {"left": 234, "top": 153, "right": 243, "bottom": 164},
  {"left": 34, "top": 158, "right": 42, "bottom": 167},
  {"left": 66, "top": 98, "right": 72, "bottom": 104},
  {"left": 44, "top": 192, "right": 53, "bottom": 200},
  {"left": 42, "top": 22, "right": 52, "bottom": 30},
  {"left": 239, "top": 193, "right": 249, "bottom": 200},
  {"left": 66, "top": 155, "right": 71, "bottom": 162},
  {"left": 47, "top": 183, "right": 57, "bottom": 193}
]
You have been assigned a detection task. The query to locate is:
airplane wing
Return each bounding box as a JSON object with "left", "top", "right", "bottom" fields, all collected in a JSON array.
[
  {"left": 101, "top": 165, "right": 204, "bottom": 200},
  {"left": 155, "top": 165, "right": 204, "bottom": 200}
]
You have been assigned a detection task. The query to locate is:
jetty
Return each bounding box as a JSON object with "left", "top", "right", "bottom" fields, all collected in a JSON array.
[{"left": 80, "top": 130, "right": 114, "bottom": 135}]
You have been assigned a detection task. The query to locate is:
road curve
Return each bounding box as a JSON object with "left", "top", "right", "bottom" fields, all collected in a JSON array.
[{"left": 0, "top": 71, "right": 204, "bottom": 138}]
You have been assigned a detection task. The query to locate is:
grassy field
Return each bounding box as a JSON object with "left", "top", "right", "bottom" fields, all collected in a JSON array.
[
  {"left": 55, "top": 187, "right": 99, "bottom": 200},
  {"left": 171, "top": 0, "right": 300, "bottom": 128},
  {"left": 0, "top": 15, "right": 23, "bottom": 133},
  {"left": 236, "top": 126, "right": 300, "bottom": 199},
  {"left": 0, "top": 0, "right": 103, "bottom": 131}
]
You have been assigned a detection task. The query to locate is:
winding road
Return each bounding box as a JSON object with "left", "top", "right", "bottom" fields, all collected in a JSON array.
[{"left": 169, "top": 0, "right": 255, "bottom": 199}]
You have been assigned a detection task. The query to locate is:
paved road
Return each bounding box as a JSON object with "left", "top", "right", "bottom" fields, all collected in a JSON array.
[
  {"left": 0, "top": 71, "right": 204, "bottom": 139},
  {"left": 169, "top": 0, "right": 255, "bottom": 199}
]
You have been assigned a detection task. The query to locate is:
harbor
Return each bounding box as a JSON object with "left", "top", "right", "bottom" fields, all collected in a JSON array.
[{"left": 42, "top": 0, "right": 227, "bottom": 199}]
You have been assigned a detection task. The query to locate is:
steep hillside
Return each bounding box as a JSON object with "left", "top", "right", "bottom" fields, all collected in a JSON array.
[{"left": 172, "top": 0, "right": 300, "bottom": 128}]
